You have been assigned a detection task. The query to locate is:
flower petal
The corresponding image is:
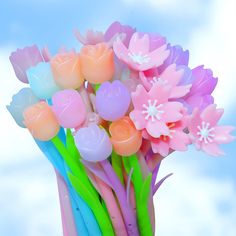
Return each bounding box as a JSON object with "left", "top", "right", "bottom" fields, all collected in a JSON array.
[
  {"left": 213, "top": 126, "right": 235, "bottom": 144},
  {"left": 169, "top": 130, "right": 190, "bottom": 151},
  {"left": 146, "top": 120, "right": 169, "bottom": 138},
  {"left": 201, "top": 142, "right": 225, "bottom": 156},
  {"left": 149, "top": 83, "right": 171, "bottom": 103},
  {"left": 131, "top": 84, "right": 149, "bottom": 110},
  {"left": 129, "top": 110, "right": 147, "bottom": 130},
  {"left": 129, "top": 33, "right": 150, "bottom": 55},
  {"left": 151, "top": 140, "right": 170, "bottom": 156},
  {"left": 162, "top": 102, "right": 183, "bottom": 122}
]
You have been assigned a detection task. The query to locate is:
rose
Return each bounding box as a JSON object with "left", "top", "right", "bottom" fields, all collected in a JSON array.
[
  {"left": 9, "top": 45, "right": 43, "bottom": 83},
  {"left": 52, "top": 89, "right": 86, "bottom": 128},
  {"left": 80, "top": 43, "right": 115, "bottom": 84},
  {"left": 6, "top": 88, "right": 40, "bottom": 127},
  {"left": 23, "top": 101, "right": 60, "bottom": 141},
  {"left": 109, "top": 116, "right": 142, "bottom": 156},
  {"left": 74, "top": 124, "right": 112, "bottom": 162},
  {"left": 27, "top": 62, "right": 60, "bottom": 99},
  {"left": 95, "top": 80, "right": 131, "bottom": 121},
  {"left": 50, "top": 52, "right": 84, "bottom": 89}
]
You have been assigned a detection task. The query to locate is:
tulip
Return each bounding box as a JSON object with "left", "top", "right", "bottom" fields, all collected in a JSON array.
[
  {"left": 80, "top": 43, "right": 115, "bottom": 84},
  {"left": 27, "top": 62, "right": 60, "bottom": 99},
  {"left": 95, "top": 80, "right": 131, "bottom": 121},
  {"left": 74, "top": 124, "right": 112, "bottom": 162},
  {"left": 52, "top": 89, "right": 86, "bottom": 128},
  {"left": 51, "top": 52, "right": 84, "bottom": 89},
  {"left": 9, "top": 45, "right": 43, "bottom": 83},
  {"left": 6, "top": 88, "right": 40, "bottom": 127},
  {"left": 109, "top": 117, "right": 142, "bottom": 156},
  {"left": 23, "top": 101, "right": 60, "bottom": 141}
]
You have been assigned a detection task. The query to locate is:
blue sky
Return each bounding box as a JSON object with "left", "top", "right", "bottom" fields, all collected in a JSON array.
[{"left": 0, "top": 0, "right": 236, "bottom": 235}]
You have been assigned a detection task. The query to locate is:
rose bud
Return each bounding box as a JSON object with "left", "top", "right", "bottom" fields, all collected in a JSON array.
[
  {"left": 7, "top": 88, "right": 40, "bottom": 127},
  {"left": 95, "top": 80, "right": 131, "bottom": 121},
  {"left": 80, "top": 43, "right": 115, "bottom": 84},
  {"left": 52, "top": 89, "right": 86, "bottom": 128},
  {"left": 109, "top": 116, "right": 142, "bottom": 156},
  {"left": 9, "top": 45, "right": 43, "bottom": 83},
  {"left": 50, "top": 52, "right": 84, "bottom": 89},
  {"left": 74, "top": 124, "right": 112, "bottom": 162},
  {"left": 23, "top": 101, "right": 60, "bottom": 141},
  {"left": 27, "top": 62, "right": 60, "bottom": 99}
]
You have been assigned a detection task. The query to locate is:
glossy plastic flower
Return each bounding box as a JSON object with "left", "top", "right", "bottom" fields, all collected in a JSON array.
[
  {"left": 140, "top": 64, "right": 192, "bottom": 98},
  {"left": 74, "top": 124, "right": 112, "bottom": 162},
  {"left": 188, "top": 104, "right": 235, "bottom": 156},
  {"left": 104, "top": 21, "right": 136, "bottom": 47},
  {"left": 51, "top": 51, "right": 84, "bottom": 89},
  {"left": 129, "top": 84, "right": 183, "bottom": 138},
  {"left": 142, "top": 118, "right": 190, "bottom": 156},
  {"left": 52, "top": 89, "right": 86, "bottom": 128},
  {"left": 9, "top": 45, "right": 43, "bottom": 83},
  {"left": 181, "top": 66, "right": 218, "bottom": 113},
  {"left": 80, "top": 43, "right": 115, "bottom": 84},
  {"left": 6, "top": 88, "right": 40, "bottom": 127},
  {"left": 27, "top": 62, "right": 60, "bottom": 99},
  {"left": 23, "top": 101, "right": 60, "bottom": 141},
  {"left": 95, "top": 80, "right": 131, "bottom": 121},
  {"left": 113, "top": 32, "right": 169, "bottom": 71},
  {"left": 75, "top": 29, "right": 104, "bottom": 45},
  {"left": 110, "top": 116, "right": 142, "bottom": 156},
  {"left": 158, "top": 44, "right": 189, "bottom": 74}
]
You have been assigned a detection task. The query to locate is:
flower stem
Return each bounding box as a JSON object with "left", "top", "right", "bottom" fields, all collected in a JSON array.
[{"left": 100, "top": 159, "right": 140, "bottom": 236}]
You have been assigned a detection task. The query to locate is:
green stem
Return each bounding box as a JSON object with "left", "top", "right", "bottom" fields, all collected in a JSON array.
[{"left": 123, "top": 155, "right": 153, "bottom": 236}]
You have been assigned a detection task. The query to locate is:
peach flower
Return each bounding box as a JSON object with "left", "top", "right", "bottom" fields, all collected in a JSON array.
[
  {"left": 51, "top": 52, "right": 84, "bottom": 89},
  {"left": 109, "top": 116, "right": 142, "bottom": 156},
  {"left": 23, "top": 101, "right": 60, "bottom": 141},
  {"left": 80, "top": 43, "right": 115, "bottom": 84}
]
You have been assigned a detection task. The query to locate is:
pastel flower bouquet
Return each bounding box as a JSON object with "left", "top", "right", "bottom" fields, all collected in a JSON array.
[{"left": 7, "top": 21, "right": 235, "bottom": 236}]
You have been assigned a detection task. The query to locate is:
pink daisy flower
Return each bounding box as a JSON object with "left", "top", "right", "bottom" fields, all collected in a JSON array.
[
  {"left": 188, "top": 104, "right": 235, "bottom": 156},
  {"left": 142, "top": 118, "right": 190, "bottom": 156},
  {"left": 139, "top": 64, "right": 192, "bottom": 98},
  {"left": 129, "top": 83, "right": 183, "bottom": 138},
  {"left": 113, "top": 32, "right": 170, "bottom": 71}
]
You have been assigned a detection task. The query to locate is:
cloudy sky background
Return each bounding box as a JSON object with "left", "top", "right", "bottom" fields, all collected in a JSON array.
[{"left": 0, "top": 0, "right": 236, "bottom": 235}]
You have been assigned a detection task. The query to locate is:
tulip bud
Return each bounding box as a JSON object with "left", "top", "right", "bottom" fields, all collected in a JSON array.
[
  {"left": 52, "top": 89, "right": 86, "bottom": 128},
  {"left": 51, "top": 52, "right": 84, "bottom": 89},
  {"left": 75, "top": 124, "right": 112, "bottom": 162},
  {"left": 96, "top": 80, "right": 131, "bottom": 121},
  {"left": 109, "top": 117, "right": 142, "bottom": 156},
  {"left": 27, "top": 62, "right": 60, "bottom": 99},
  {"left": 7, "top": 88, "right": 40, "bottom": 127},
  {"left": 80, "top": 43, "right": 115, "bottom": 84},
  {"left": 23, "top": 101, "right": 60, "bottom": 141}
]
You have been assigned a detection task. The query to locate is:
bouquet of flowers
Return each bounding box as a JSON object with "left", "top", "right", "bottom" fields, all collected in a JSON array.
[{"left": 7, "top": 21, "right": 235, "bottom": 236}]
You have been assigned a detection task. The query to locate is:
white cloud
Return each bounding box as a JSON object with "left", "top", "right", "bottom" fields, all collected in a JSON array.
[
  {"left": 122, "top": 0, "right": 204, "bottom": 17},
  {"left": 187, "top": 0, "right": 236, "bottom": 109},
  {"left": 155, "top": 158, "right": 236, "bottom": 236}
]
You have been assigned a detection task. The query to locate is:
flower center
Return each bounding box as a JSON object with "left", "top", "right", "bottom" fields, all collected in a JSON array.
[
  {"left": 150, "top": 76, "right": 167, "bottom": 85},
  {"left": 142, "top": 99, "right": 164, "bottom": 122},
  {"left": 128, "top": 52, "right": 150, "bottom": 65},
  {"left": 197, "top": 121, "right": 215, "bottom": 143}
]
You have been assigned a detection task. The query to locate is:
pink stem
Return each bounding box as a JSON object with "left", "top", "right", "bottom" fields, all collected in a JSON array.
[
  {"left": 56, "top": 171, "right": 77, "bottom": 236},
  {"left": 95, "top": 176, "right": 128, "bottom": 236}
]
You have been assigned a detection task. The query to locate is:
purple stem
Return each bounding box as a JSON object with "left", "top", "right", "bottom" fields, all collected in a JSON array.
[
  {"left": 151, "top": 163, "right": 161, "bottom": 190},
  {"left": 100, "top": 160, "right": 139, "bottom": 236},
  {"left": 153, "top": 173, "right": 173, "bottom": 195}
]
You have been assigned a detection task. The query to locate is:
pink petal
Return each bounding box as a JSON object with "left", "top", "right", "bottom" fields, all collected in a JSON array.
[
  {"left": 161, "top": 64, "right": 183, "bottom": 86},
  {"left": 169, "top": 130, "right": 190, "bottom": 151},
  {"left": 213, "top": 126, "right": 235, "bottom": 144},
  {"left": 149, "top": 83, "right": 171, "bottom": 103},
  {"left": 187, "top": 108, "right": 201, "bottom": 134},
  {"left": 140, "top": 44, "right": 170, "bottom": 70},
  {"left": 170, "top": 84, "right": 192, "bottom": 99},
  {"left": 200, "top": 104, "right": 224, "bottom": 126},
  {"left": 162, "top": 102, "right": 183, "bottom": 122},
  {"left": 129, "top": 33, "right": 150, "bottom": 55},
  {"left": 146, "top": 120, "right": 169, "bottom": 138},
  {"left": 113, "top": 39, "right": 131, "bottom": 65},
  {"left": 151, "top": 140, "right": 170, "bottom": 156},
  {"left": 201, "top": 142, "right": 225, "bottom": 156},
  {"left": 131, "top": 84, "right": 149, "bottom": 110},
  {"left": 129, "top": 110, "right": 147, "bottom": 130}
]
